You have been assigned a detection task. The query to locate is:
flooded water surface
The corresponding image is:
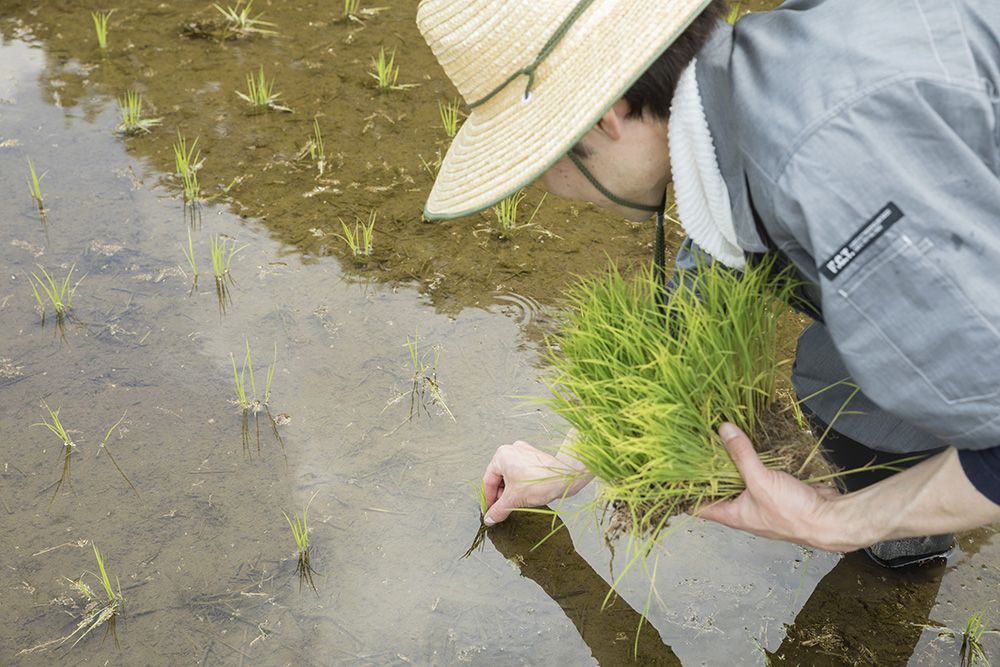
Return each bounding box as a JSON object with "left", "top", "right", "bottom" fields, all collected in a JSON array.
[{"left": 1, "top": 1, "right": 997, "bottom": 666}]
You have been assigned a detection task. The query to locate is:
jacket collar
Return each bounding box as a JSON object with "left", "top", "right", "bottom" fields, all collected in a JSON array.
[{"left": 694, "top": 23, "right": 769, "bottom": 254}]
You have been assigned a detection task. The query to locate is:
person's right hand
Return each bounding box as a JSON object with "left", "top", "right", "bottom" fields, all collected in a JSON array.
[{"left": 482, "top": 440, "right": 594, "bottom": 525}]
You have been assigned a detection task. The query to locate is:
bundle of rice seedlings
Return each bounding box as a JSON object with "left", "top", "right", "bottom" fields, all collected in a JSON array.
[{"left": 539, "top": 256, "right": 828, "bottom": 549}]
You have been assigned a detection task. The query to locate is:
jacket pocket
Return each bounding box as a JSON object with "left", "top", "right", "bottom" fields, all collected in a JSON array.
[{"left": 837, "top": 233, "right": 1000, "bottom": 404}]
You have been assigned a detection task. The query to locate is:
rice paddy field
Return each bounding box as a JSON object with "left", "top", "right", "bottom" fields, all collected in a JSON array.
[{"left": 0, "top": 1, "right": 997, "bottom": 665}]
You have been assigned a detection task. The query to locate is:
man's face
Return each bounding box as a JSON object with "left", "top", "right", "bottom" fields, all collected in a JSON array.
[{"left": 538, "top": 101, "right": 672, "bottom": 222}]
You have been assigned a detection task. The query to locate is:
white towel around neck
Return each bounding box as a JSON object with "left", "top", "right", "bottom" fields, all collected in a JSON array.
[{"left": 668, "top": 59, "right": 745, "bottom": 268}]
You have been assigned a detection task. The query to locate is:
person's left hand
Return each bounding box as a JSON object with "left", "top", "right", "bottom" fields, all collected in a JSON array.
[{"left": 694, "top": 423, "right": 843, "bottom": 549}]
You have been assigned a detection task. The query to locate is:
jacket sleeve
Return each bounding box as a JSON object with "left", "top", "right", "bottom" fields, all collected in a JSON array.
[
  {"left": 770, "top": 76, "right": 1000, "bottom": 451},
  {"left": 959, "top": 447, "right": 1000, "bottom": 505}
]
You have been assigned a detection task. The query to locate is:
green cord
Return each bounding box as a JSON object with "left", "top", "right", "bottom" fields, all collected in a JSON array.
[
  {"left": 567, "top": 151, "right": 663, "bottom": 213},
  {"left": 467, "top": 0, "right": 596, "bottom": 109}
]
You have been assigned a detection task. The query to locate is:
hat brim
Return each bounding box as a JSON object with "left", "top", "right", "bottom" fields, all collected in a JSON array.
[{"left": 423, "top": 0, "right": 713, "bottom": 220}]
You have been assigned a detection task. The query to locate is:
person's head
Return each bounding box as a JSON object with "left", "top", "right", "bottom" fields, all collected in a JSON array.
[{"left": 417, "top": 0, "right": 728, "bottom": 221}]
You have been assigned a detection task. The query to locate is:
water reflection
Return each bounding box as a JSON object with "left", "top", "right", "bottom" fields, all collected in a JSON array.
[
  {"left": 767, "top": 553, "right": 945, "bottom": 666},
  {"left": 486, "top": 507, "right": 973, "bottom": 666},
  {"left": 488, "top": 513, "right": 683, "bottom": 666}
]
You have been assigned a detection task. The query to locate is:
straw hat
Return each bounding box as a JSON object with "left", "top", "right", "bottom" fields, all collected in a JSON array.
[{"left": 417, "top": 0, "right": 714, "bottom": 220}]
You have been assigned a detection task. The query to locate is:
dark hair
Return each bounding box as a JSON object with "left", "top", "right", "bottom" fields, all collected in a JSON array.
[{"left": 622, "top": 0, "right": 729, "bottom": 120}]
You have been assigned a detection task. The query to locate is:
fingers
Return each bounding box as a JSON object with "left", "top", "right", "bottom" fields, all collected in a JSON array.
[
  {"left": 483, "top": 493, "right": 513, "bottom": 525},
  {"left": 481, "top": 442, "right": 530, "bottom": 525},
  {"left": 719, "top": 422, "right": 768, "bottom": 483},
  {"left": 479, "top": 440, "right": 584, "bottom": 526},
  {"left": 483, "top": 458, "right": 505, "bottom": 507}
]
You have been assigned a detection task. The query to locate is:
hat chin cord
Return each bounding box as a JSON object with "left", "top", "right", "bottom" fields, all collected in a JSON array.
[
  {"left": 566, "top": 151, "right": 663, "bottom": 214},
  {"left": 566, "top": 151, "right": 668, "bottom": 313}
]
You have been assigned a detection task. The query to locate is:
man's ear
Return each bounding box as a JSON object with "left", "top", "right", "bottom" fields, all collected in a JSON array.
[{"left": 594, "top": 99, "right": 629, "bottom": 142}]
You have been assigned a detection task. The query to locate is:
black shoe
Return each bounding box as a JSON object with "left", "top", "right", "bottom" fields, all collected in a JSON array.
[{"left": 863, "top": 533, "right": 953, "bottom": 568}]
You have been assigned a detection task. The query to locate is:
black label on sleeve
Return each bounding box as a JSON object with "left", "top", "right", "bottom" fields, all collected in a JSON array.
[{"left": 820, "top": 202, "right": 903, "bottom": 280}]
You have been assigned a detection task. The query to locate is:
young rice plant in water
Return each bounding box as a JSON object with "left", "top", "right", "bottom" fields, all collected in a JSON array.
[
  {"left": 539, "top": 257, "right": 814, "bottom": 549},
  {"left": 26, "top": 157, "right": 47, "bottom": 216},
  {"left": 438, "top": 98, "right": 461, "bottom": 137},
  {"left": 337, "top": 210, "right": 376, "bottom": 263},
  {"left": 28, "top": 264, "right": 84, "bottom": 326},
  {"left": 343, "top": 0, "right": 361, "bottom": 19},
  {"left": 34, "top": 400, "right": 77, "bottom": 508},
  {"left": 918, "top": 610, "right": 999, "bottom": 667},
  {"left": 64, "top": 544, "right": 125, "bottom": 649},
  {"left": 407, "top": 326, "right": 455, "bottom": 422},
  {"left": 91, "top": 10, "right": 113, "bottom": 50},
  {"left": 181, "top": 228, "right": 198, "bottom": 290},
  {"left": 214, "top": 0, "right": 276, "bottom": 39},
  {"left": 237, "top": 66, "right": 291, "bottom": 113},
  {"left": 493, "top": 190, "right": 546, "bottom": 239},
  {"left": 308, "top": 117, "right": 326, "bottom": 175},
  {"left": 211, "top": 235, "right": 247, "bottom": 313},
  {"left": 172, "top": 131, "right": 201, "bottom": 203},
  {"left": 231, "top": 341, "right": 281, "bottom": 459},
  {"left": 116, "top": 90, "right": 162, "bottom": 135},
  {"left": 343, "top": 0, "right": 387, "bottom": 23},
  {"left": 961, "top": 611, "right": 995, "bottom": 667},
  {"left": 369, "top": 46, "right": 417, "bottom": 92},
  {"left": 284, "top": 491, "right": 319, "bottom": 591}
]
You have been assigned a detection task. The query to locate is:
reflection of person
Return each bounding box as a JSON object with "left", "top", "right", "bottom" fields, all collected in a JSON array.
[
  {"left": 765, "top": 552, "right": 945, "bottom": 665},
  {"left": 486, "top": 512, "right": 684, "bottom": 666},
  {"left": 416, "top": 0, "right": 1000, "bottom": 567}
]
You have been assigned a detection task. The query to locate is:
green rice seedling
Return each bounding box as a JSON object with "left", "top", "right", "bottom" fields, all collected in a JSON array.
[
  {"left": 172, "top": 131, "right": 201, "bottom": 203},
  {"left": 343, "top": 0, "right": 361, "bottom": 18},
  {"left": 466, "top": 479, "right": 489, "bottom": 516},
  {"left": 214, "top": 0, "right": 276, "bottom": 39},
  {"left": 418, "top": 151, "right": 442, "bottom": 179},
  {"left": 235, "top": 339, "right": 277, "bottom": 412},
  {"left": 28, "top": 264, "right": 84, "bottom": 324},
  {"left": 91, "top": 10, "right": 113, "bottom": 51},
  {"left": 97, "top": 412, "right": 139, "bottom": 499},
  {"left": 210, "top": 235, "right": 246, "bottom": 280},
  {"left": 336, "top": 210, "right": 376, "bottom": 263},
  {"left": 538, "top": 257, "right": 818, "bottom": 555},
  {"left": 342, "top": 0, "right": 388, "bottom": 24},
  {"left": 369, "top": 47, "right": 418, "bottom": 92},
  {"left": 64, "top": 543, "right": 125, "bottom": 649},
  {"left": 437, "top": 98, "right": 461, "bottom": 138},
  {"left": 961, "top": 611, "right": 994, "bottom": 667},
  {"left": 116, "top": 90, "right": 162, "bottom": 135},
  {"left": 232, "top": 348, "right": 250, "bottom": 411},
  {"left": 232, "top": 345, "right": 254, "bottom": 458},
  {"left": 406, "top": 326, "right": 455, "bottom": 422},
  {"left": 917, "top": 611, "right": 998, "bottom": 667},
  {"left": 181, "top": 228, "right": 198, "bottom": 290},
  {"left": 26, "top": 157, "right": 47, "bottom": 215},
  {"left": 231, "top": 341, "right": 280, "bottom": 459},
  {"left": 308, "top": 117, "right": 326, "bottom": 175},
  {"left": 210, "top": 234, "right": 246, "bottom": 313},
  {"left": 493, "top": 189, "right": 547, "bottom": 239},
  {"left": 283, "top": 491, "right": 319, "bottom": 591},
  {"left": 33, "top": 400, "right": 77, "bottom": 508},
  {"left": 237, "top": 66, "right": 291, "bottom": 114}
]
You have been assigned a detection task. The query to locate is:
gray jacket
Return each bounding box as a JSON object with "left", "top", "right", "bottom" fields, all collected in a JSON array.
[{"left": 694, "top": 0, "right": 1000, "bottom": 452}]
